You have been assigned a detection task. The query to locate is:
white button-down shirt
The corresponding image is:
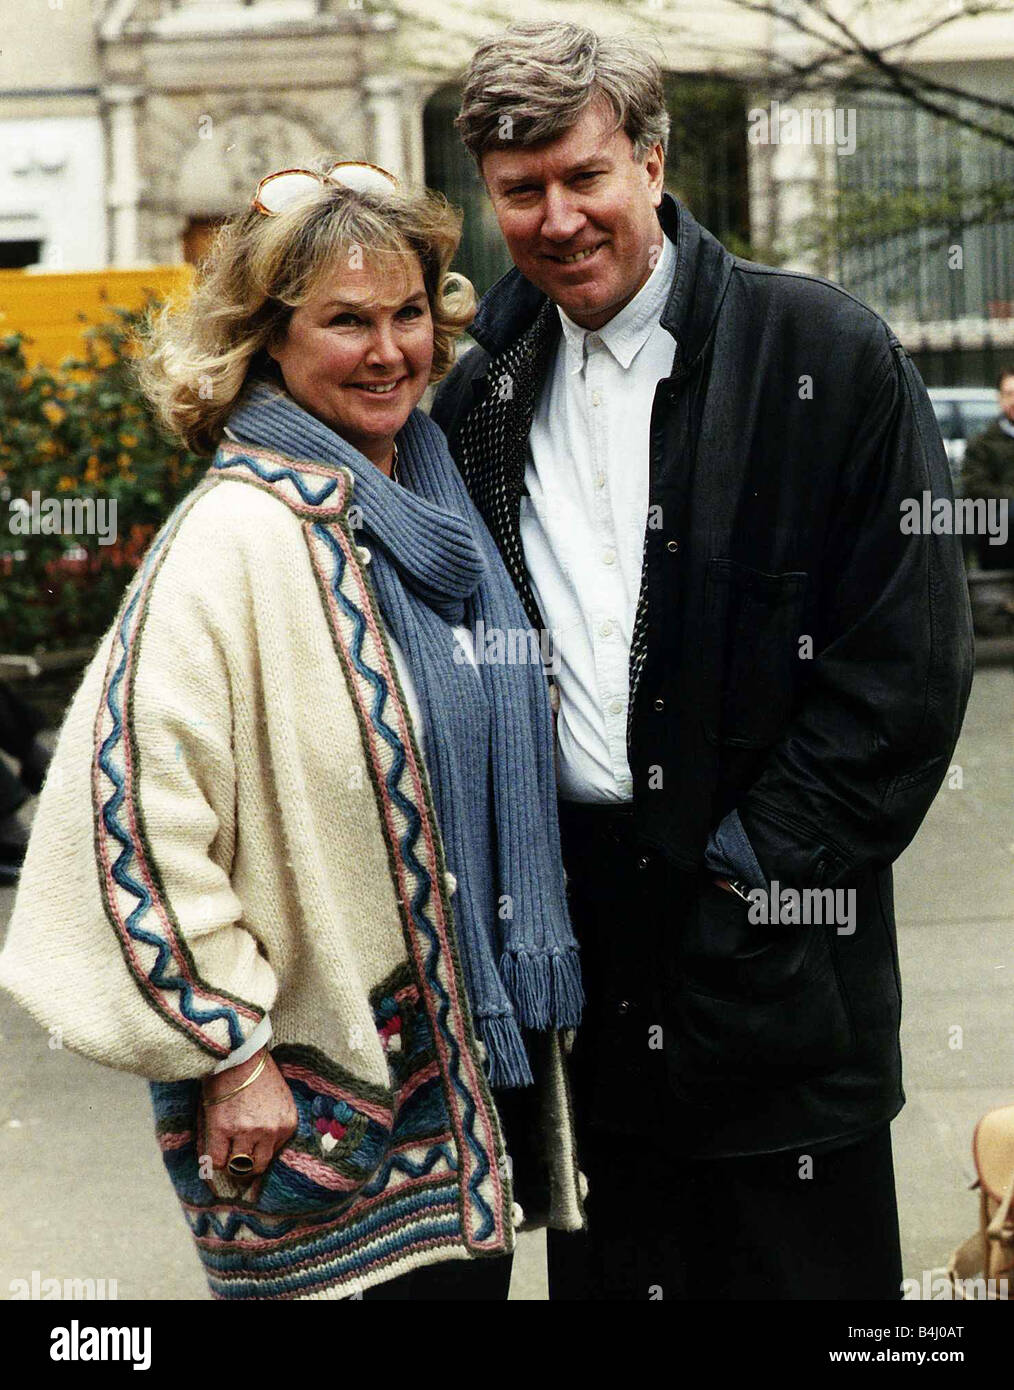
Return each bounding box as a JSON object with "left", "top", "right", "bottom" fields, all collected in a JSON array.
[{"left": 521, "top": 231, "right": 677, "bottom": 803}]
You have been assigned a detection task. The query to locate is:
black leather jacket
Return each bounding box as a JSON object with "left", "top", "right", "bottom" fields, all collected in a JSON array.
[{"left": 432, "top": 194, "right": 975, "bottom": 1156}]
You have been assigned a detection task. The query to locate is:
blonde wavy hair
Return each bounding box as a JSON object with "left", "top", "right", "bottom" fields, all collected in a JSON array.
[{"left": 135, "top": 175, "right": 477, "bottom": 456}]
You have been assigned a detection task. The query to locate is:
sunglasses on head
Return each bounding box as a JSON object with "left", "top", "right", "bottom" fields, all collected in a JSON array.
[{"left": 251, "top": 160, "right": 400, "bottom": 215}]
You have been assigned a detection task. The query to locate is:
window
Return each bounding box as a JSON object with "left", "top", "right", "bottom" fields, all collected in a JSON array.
[
  {"left": 663, "top": 74, "right": 751, "bottom": 255},
  {"left": 0, "top": 241, "right": 42, "bottom": 269},
  {"left": 423, "top": 86, "right": 512, "bottom": 297},
  {"left": 182, "top": 217, "right": 227, "bottom": 267},
  {"left": 837, "top": 94, "right": 1014, "bottom": 324}
]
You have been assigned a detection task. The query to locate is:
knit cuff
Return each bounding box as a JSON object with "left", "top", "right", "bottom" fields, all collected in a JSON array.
[{"left": 212, "top": 1014, "right": 273, "bottom": 1073}]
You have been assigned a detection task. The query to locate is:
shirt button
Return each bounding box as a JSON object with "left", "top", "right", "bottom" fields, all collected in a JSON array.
[
  {"left": 599, "top": 620, "right": 614, "bottom": 637},
  {"left": 667, "top": 540, "right": 679, "bottom": 554},
  {"left": 594, "top": 473, "right": 606, "bottom": 490},
  {"left": 654, "top": 698, "right": 665, "bottom": 712},
  {"left": 602, "top": 548, "right": 616, "bottom": 566},
  {"left": 608, "top": 698, "right": 623, "bottom": 715},
  {"left": 591, "top": 390, "right": 602, "bottom": 407}
]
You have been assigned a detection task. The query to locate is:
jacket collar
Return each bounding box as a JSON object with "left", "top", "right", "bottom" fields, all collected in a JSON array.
[{"left": 469, "top": 194, "right": 735, "bottom": 374}]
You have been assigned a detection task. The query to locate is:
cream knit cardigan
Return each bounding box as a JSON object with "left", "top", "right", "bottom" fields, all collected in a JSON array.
[{"left": 0, "top": 440, "right": 585, "bottom": 1299}]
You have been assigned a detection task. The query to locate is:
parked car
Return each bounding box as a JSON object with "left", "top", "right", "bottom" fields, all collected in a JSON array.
[{"left": 927, "top": 387, "right": 999, "bottom": 494}]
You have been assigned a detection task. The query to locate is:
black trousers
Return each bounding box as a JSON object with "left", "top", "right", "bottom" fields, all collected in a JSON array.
[{"left": 547, "top": 800, "right": 904, "bottom": 1301}]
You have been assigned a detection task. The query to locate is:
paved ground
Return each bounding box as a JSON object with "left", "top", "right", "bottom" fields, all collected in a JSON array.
[{"left": 1, "top": 664, "right": 1011, "bottom": 1300}]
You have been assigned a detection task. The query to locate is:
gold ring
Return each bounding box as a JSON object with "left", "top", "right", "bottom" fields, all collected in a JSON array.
[{"left": 227, "top": 1153, "right": 255, "bottom": 1176}]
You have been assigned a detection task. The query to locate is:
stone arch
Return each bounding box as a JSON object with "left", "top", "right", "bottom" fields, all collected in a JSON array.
[{"left": 175, "top": 107, "right": 338, "bottom": 217}]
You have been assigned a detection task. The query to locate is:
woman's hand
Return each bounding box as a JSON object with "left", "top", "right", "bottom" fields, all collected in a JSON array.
[{"left": 201, "top": 1048, "right": 298, "bottom": 1178}]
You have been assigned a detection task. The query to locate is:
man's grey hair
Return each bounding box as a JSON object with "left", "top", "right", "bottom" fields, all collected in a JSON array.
[{"left": 456, "top": 21, "right": 671, "bottom": 166}]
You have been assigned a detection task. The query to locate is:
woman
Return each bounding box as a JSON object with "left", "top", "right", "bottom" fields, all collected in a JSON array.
[{"left": 0, "top": 161, "right": 585, "bottom": 1300}]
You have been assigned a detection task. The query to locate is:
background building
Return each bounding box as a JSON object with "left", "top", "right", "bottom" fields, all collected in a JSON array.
[{"left": 1, "top": 0, "right": 1012, "bottom": 380}]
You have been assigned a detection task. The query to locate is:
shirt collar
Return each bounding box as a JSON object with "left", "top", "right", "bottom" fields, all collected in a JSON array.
[{"left": 558, "top": 230, "right": 676, "bottom": 374}]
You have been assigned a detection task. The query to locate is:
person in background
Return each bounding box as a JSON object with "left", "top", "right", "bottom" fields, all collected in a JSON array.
[{"left": 962, "top": 367, "right": 1014, "bottom": 571}]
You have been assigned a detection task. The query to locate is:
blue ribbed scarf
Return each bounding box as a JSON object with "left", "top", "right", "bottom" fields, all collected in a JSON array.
[{"left": 225, "top": 373, "right": 583, "bottom": 1086}]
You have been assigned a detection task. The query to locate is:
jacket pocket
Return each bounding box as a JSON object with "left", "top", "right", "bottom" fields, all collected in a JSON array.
[
  {"left": 700, "top": 560, "right": 808, "bottom": 748},
  {"left": 249, "top": 1047, "right": 396, "bottom": 1218},
  {"left": 152, "top": 1045, "right": 397, "bottom": 1226},
  {"left": 668, "top": 877, "right": 856, "bottom": 1086}
]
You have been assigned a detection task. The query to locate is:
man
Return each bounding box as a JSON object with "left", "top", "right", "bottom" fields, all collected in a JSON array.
[
  {"left": 963, "top": 367, "right": 1014, "bottom": 571},
  {"left": 431, "top": 21, "right": 975, "bottom": 1300}
]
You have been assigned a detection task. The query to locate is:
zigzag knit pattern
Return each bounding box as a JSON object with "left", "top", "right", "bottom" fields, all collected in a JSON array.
[{"left": 93, "top": 478, "right": 264, "bottom": 1057}]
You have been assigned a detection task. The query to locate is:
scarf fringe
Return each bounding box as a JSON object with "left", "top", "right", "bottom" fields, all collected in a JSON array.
[
  {"left": 501, "top": 947, "right": 584, "bottom": 1032},
  {"left": 478, "top": 1013, "right": 534, "bottom": 1089}
]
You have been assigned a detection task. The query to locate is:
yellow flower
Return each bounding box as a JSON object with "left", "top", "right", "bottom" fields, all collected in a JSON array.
[
  {"left": 116, "top": 452, "right": 132, "bottom": 469},
  {"left": 118, "top": 432, "right": 138, "bottom": 448},
  {"left": 40, "top": 383, "right": 53, "bottom": 397},
  {"left": 84, "top": 458, "right": 102, "bottom": 485},
  {"left": 57, "top": 475, "right": 76, "bottom": 492},
  {"left": 38, "top": 439, "right": 57, "bottom": 457},
  {"left": 42, "top": 402, "right": 66, "bottom": 426}
]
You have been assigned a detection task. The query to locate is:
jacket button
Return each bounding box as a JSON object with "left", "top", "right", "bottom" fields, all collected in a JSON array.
[
  {"left": 637, "top": 855, "right": 651, "bottom": 870},
  {"left": 653, "top": 698, "right": 665, "bottom": 712},
  {"left": 617, "top": 999, "right": 632, "bottom": 1015},
  {"left": 356, "top": 546, "right": 372, "bottom": 565},
  {"left": 667, "top": 540, "right": 679, "bottom": 553},
  {"left": 445, "top": 871, "right": 457, "bottom": 895}
]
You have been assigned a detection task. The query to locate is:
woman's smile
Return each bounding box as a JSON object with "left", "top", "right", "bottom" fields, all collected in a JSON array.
[{"left": 347, "top": 376, "right": 407, "bottom": 395}]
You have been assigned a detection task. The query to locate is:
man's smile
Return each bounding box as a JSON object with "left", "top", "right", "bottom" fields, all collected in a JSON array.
[{"left": 544, "top": 241, "right": 608, "bottom": 266}]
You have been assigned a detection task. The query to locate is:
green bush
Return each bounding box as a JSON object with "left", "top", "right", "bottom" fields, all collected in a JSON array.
[{"left": 0, "top": 305, "right": 202, "bottom": 654}]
